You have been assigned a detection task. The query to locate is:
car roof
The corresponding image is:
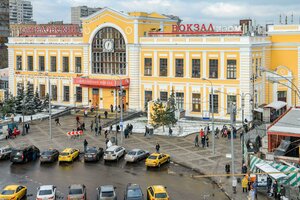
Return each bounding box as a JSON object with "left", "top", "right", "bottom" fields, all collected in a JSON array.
[
  {"left": 106, "top": 146, "right": 120, "bottom": 151},
  {"left": 150, "top": 153, "right": 160, "bottom": 156},
  {"left": 4, "top": 185, "right": 21, "bottom": 190},
  {"left": 69, "top": 184, "right": 83, "bottom": 189},
  {"left": 100, "top": 185, "right": 114, "bottom": 192},
  {"left": 39, "top": 185, "right": 53, "bottom": 190},
  {"left": 127, "top": 183, "right": 141, "bottom": 189},
  {"left": 151, "top": 185, "right": 167, "bottom": 193},
  {"left": 130, "top": 149, "right": 141, "bottom": 152},
  {"left": 62, "top": 148, "right": 73, "bottom": 153},
  {"left": 42, "top": 149, "right": 57, "bottom": 153}
]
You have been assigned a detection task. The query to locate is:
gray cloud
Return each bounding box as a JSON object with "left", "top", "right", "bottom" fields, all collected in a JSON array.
[{"left": 30, "top": 0, "right": 300, "bottom": 25}]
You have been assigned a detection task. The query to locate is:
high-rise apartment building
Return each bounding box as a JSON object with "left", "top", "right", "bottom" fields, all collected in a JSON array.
[
  {"left": 0, "top": 0, "right": 9, "bottom": 69},
  {"left": 9, "top": 0, "right": 33, "bottom": 24},
  {"left": 71, "top": 6, "right": 101, "bottom": 26}
]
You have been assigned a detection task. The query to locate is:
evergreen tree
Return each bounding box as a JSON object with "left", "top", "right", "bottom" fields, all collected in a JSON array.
[
  {"left": 151, "top": 100, "right": 167, "bottom": 131},
  {"left": 166, "top": 91, "right": 177, "bottom": 126},
  {"left": 1, "top": 94, "right": 15, "bottom": 116},
  {"left": 42, "top": 93, "right": 49, "bottom": 111},
  {"left": 24, "top": 82, "right": 35, "bottom": 115},
  {"left": 15, "top": 84, "right": 25, "bottom": 114},
  {"left": 33, "top": 88, "right": 42, "bottom": 112}
]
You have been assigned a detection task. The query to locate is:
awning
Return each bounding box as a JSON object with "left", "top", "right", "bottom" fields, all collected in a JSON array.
[
  {"left": 255, "top": 162, "right": 287, "bottom": 180},
  {"left": 254, "top": 108, "right": 263, "bottom": 113},
  {"left": 73, "top": 77, "right": 130, "bottom": 88},
  {"left": 264, "top": 101, "right": 287, "bottom": 110}
]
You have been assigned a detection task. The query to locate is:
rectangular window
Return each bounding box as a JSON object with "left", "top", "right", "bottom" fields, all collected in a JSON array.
[
  {"left": 75, "top": 57, "right": 82, "bottom": 73},
  {"left": 51, "top": 85, "right": 57, "bottom": 101},
  {"left": 50, "top": 56, "right": 57, "bottom": 72},
  {"left": 175, "top": 59, "right": 184, "bottom": 77},
  {"left": 277, "top": 91, "right": 287, "bottom": 102},
  {"left": 39, "top": 56, "right": 45, "bottom": 71},
  {"left": 192, "top": 59, "right": 200, "bottom": 78},
  {"left": 160, "top": 91, "right": 168, "bottom": 101},
  {"left": 227, "top": 60, "right": 237, "bottom": 79},
  {"left": 209, "top": 59, "right": 218, "bottom": 78},
  {"left": 176, "top": 92, "right": 184, "bottom": 110},
  {"left": 192, "top": 93, "right": 201, "bottom": 112},
  {"left": 144, "top": 58, "right": 152, "bottom": 76},
  {"left": 63, "top": 86, "right": 70, "bottom": 101},
  {"left": 27, "top": 56, "right": 33, "bottom": 71},
  {"left": 159, "top": 58, "right": 168, "bottom": 77},
  {"left": 39, "top": 84, "right": 46, "bottom": 99},
  {"left": 16, "top": 55, "right": 22, "bottom": 70},
  {"left": 76, "top": 87, "right": 82, "bottom": 102},
  {"left": 227, "top": 95, "right": 237, "bottom": 114},
  {"left": 63, "top": 57, "right": 69, "bottom": 72},
  {"left": 145, "top": 91, "right": 152, "bottom": 103},
  {"left": 209, "top": 94, "right": 218, "bottom": 113}
]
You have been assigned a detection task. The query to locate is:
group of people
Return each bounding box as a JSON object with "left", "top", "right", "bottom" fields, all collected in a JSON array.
[
  {"left": 194, "top": 128, "right": 209, "bottom": 148},
  {"left": 110, "top": 104, "right": 125, "bottom": 113},
  {"left": 124, "top": 124, "right": 133, "bottom": 138}
]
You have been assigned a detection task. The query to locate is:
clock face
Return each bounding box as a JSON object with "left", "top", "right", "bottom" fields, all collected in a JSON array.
[{"left": 103, "top": 39, "right": 114, "bottom": 52}]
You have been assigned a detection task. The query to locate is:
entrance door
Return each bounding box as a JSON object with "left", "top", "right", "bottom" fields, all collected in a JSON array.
[
  {"left": 92, "top": 88, "right": 99, "bottom": 108},
  {"left": 277, "top": 91, "right": 287, "bottom": 102}
]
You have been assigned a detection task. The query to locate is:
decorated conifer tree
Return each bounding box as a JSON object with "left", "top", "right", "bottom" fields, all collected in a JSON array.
[
  {"left": 24, "top": 82, "right": 35, "bottom": 115},
  {"left": 33, "top": 88, "right": 42, "bottom": 112},
  {"left": 15, "top": 84, "right": 25, "bottom": 114}
]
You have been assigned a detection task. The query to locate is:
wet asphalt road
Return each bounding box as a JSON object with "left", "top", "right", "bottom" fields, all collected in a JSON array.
[{"left": 0, "top": 155, "right": 228, "bottom": 200}]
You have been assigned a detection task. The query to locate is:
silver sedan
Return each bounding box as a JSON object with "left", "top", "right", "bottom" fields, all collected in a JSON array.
[{"left": 125, "top": 149, "right": 150, "bottom": 163}]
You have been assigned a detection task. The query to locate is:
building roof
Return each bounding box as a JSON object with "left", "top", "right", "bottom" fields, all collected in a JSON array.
[
  {"left": 264, "top": 101, "right": 287, "bottom": 110},
  {"left": 268, "top": 107, "right": 300, "bottom": 135}
]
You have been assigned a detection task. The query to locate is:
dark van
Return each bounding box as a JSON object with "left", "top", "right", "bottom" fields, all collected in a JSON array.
[{"left": 10, "top": 145, "right": 40, "bottom": 163}]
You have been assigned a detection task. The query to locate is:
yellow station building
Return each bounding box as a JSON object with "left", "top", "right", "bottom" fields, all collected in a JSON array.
[{"left": 7, "top": 7, "right": 300, "bottom": 121}]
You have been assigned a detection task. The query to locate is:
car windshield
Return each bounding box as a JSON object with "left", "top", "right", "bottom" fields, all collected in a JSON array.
[
  {"left": 60, "top": 152, "right": 69, "bottom": 156},
  {"left": 39, "top": 189, "right": 52, "bottom": 195},
  {"left": 101, "top": 191, "right": 114, "bottom": 197},
  {"left": 155, "top": 193, "right": 167, "bottom": 198},
  {"left": 41, "top": 151, "right": 53, "bottom": 156},
  {"left": 1, "top": 190, "right": 15, "bottom": 195},
  {"left": 86, "top": 148, "right": 97, "bottom": 153},
  {"left": 127, "top": 188, "right": 142, "bottom": 197},
  {"left": 69, "top": 189, "right": 82, "bottom": 195},
  {"left": 12, "top": 150, "right": 23, "bottom": 156},
  {"left": 127, "top": 151, "right": 137, "bottom": 156},
  {"left": 105, "top": 151, "right": 114, "bottom": 154},
  {"left": 148, "top": 155, "right": 157, "bottom": 159}
]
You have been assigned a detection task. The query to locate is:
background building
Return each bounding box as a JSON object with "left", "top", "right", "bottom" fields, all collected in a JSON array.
[
  {"left": 0, "top": 0, "right": 10, "bottom": 69},
  {"left": 9, "top": 0, "right": 34, "bottom": 24},
  {"left": 71, "top": 6, "right": 101, "bottom": 26}
]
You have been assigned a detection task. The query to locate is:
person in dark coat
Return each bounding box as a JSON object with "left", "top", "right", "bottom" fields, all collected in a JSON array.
[
  {"left": 104, "top": 111, "right": 108, "bottom": 119},
  {"left": 155, "top": 143, "right": 160, "bottom": 153},
  {"left": 273, "top": 180, "right": 278, "bottom": 198},
  {"left": 116, "top": 125, "right": 120, "bottom": 133},
  {"left": 110, "top": 104, "right": 114, "bottom": 113},
  {"left": 83, "top": 139, "right": 88, "bottom": 153},
  {"left": 169, "top": 127, "right": 173, "bottom": 136},
  {"left": 104, "top": 130, "right": 108, "bottom": 139},
  {"left": 242, "top": 163, "right": 248, "bottom": 174},
  {"left": 90, "top": 120, "right": 94, "bottom": 132},
  {"left": 194, "top": 134, "right": 199, "bottom": 147},
  {"left": 25, "top": 123, "right": 30, "bottom": 134}
]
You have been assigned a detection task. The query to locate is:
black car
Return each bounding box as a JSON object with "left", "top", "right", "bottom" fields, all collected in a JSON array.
[
  {"left": 40, "top": 149, "right": 59, "bottom": 163},
  {"left": 124, "top": 183, "right": 144, "bottom": 200},
  {"left": 10, "top": 145, "right": 40, "bottom": 163},
  {"left": 84, "top": 146, "right": 103, "bottom": 162}
]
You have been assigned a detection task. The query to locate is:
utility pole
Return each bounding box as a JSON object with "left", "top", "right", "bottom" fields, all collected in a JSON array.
[
  {"left": 211, "top": 87, "right": 215, "bottom": 155},
  {"left": 230, "top": 102, "right": 236, "bottom": 193},
  {"left": 241, "top": 94, "right": 245, "bottom": 162},
  {"left": 48, "top": 77, "right": 52, "bottom": 139},
  {"left": 119, "top": 79, "right": 124, "bottom": 144}
]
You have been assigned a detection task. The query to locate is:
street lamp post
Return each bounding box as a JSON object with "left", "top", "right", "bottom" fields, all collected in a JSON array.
[
  {"left": 202, "top": 78, "right": 215, "bottom": 155},
  {"left": 48, "top": 77, "right": 52, "bottom": 139}
]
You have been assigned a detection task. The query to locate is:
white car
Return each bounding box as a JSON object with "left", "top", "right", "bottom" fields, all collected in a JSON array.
[
  {"left": 36, "top": 185, "right": 56, "bottom": 200},
  {"left": 0, "top": 146, "right": 12, "bottom": 160},
  {"left": 103, "top": 145, "right": 125, "bottom": 161}
]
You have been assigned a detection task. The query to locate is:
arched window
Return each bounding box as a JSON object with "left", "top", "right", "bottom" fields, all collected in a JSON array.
[{"left": 91, "top": 27, "right": 126, "bottom": 75}]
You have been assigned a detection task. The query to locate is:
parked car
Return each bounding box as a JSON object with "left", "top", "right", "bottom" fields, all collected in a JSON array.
[
  {"left": 96, "top": 185, "right": 117, "bottom": 200},
  {"left": 58, "top": 148, "right": 79, "bottom": 163},
  {"left": 0, "top": 145, "right": 12, "bottom": 160},
  {"left": 67, "top": 184, "right": 86, "bottom": 200},
  {"left": 40, "top": 149, "right": 59, "bottom": 163},
  {"left": 145, "top": 153, "right": 170, "bottom": 168},
  {"left": 0, "top": 185, "right": 27, "bottom": 200},
  {"left": 84, "top": 146, "right": 103, "bottom": 162},
  {"left": 103, "top": 145, "right": 125, "bottom": 161},
  {"left": 36, "top": 185, "right": 56, "bottom": 200},
  {"left": 10, "top": 145, "right": 40, "bottom": 163},
  {"left": 146, "top": 185, "right": 169, "bottom": 200},
  {"left": 125, "top": 149, "right": 149, "bottom": 163},
  {"left": 124, "top": 183, "right": 144, "bottom": 200}
]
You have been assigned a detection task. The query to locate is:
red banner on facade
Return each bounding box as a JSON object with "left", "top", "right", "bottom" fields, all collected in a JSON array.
[
  {"left": 73, "top": 77, "right": 130, "bottom": 88},
  {"left": 19, "top": 24, "right": 82, "bottom": 37}
]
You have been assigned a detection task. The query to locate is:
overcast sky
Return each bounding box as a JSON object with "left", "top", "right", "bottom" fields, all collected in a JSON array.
[{"left": 30, "top": 0, "right": 300, "bottom": 25}]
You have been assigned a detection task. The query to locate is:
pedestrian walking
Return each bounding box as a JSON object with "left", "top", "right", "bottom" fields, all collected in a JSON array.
[
  {"left": 194, "top": 134, "right": 199, "bottom": 147},
  {"left": 206, "top": 135, "right": 209, "bottom": 147},
  {"left": 84, "top": 109, "right": 88, "bottom": 117},
  {"left": 94, "top": 126, "right": 98, "bottom": 136},
  {"left": 83, "top": 139, "right": 88, "bottom": 153},
  {"left": 267, "top": 176, "right": 272, "bottom": 194},
  {"left": 109, "top": 125, "right": 113, "bottom": 133},
  {"left": 90, "top": 120, "right": 94, "bottom": 132},
  {"left": 249, "top": 188, "right": 255, "bottom": 200},
  {"left": 110, "top": 104, "right": 114, "bottom": 113},
  {"left": 55, "top": 117, "right": 61, "bottom": 126},
  {"left": 252, "top": 181, "right": 258, "bottom": 200},
  {"left": 144, "top": 126, "right": 148, "bottom": 137},
  {"left": 155, "top": 143, "right": 160, "bottom": 153},
  {"left": 76, "top": 116, "right": 80, "bottom": 125},
  {"left": 116, "top": 125, "right": 120, "bottom": 133},
  {"left": 273, "top": 181, "right": 278, "bottom": 199},
  {"left": 168, "top": 126, "right": 173, "bottom": 136},
  {"left": 24, "top": 123, "right": 30, "bottom": 134},
  {"left": 99, "top": 125, "right": 102, "bottom": 135},
  {"left": 104, "top": 111, "right": 108, "bottom": 119},
  {"left": 104, "top": 130, "right": 108, "bottom": 139},
  {"left": 129, "top": 124, "right": 133, "bottom": 135},
  {"left": 280, "top": 185, "right": 285, "bottom": 199},
  {"left": 81, "top": 122, "right": 86, "bottom": 131},
  {"left": 225, "top": 163, "right": 230, "bottom": 175},
  {"left": 242, "top": 163, "right": 248, "bottom": 174},
  {"left": 215, "top": 127, "right": 220, "bottom": 139},
  {"left": 242, "top": 176, "right": 248, "bottom": 193},
  {"left": 232, "top": 177, "right": 237, "bottom": 194}
]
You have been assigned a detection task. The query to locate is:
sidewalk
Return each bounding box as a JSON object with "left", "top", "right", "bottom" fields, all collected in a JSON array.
[{"left": 0, "top": 114, "right": 270, "bottom": 200}]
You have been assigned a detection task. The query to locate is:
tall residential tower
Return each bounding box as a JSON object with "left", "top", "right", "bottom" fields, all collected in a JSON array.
[{"left": 9, "top": 0, "right": 33, "bottom": 24}]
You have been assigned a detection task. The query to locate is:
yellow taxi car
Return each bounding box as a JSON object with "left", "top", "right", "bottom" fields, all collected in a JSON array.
[
  {"left": 147, "top": 185, "right": 169, "bottom": 200},
  {"left": 58, "top": 148, "right": 79, "bottom": 162},
  {"left": 145, "top": 153, "right": 170, "bottom": 168},
  {"left": 0, "top": 185, "right": 27, "bottom": 200}
]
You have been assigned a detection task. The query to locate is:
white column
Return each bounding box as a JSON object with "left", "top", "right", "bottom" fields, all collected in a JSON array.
[
  {"left": 273, "top": 82, "right": 278, "bottom": 102},
  {"left": 70, "top": 50, "right": 74, "bottom": 73},
  {"left": 203, "top": 84, "right": 207, "bottom": 112},
  {"left": 154, "top": 81, "right": 158, "bottom": 100},
  {"left": 186, "top": 52, "right": 190, "bottom": 78},
  {"left": 83, "top": 46, "right": 89, "bottom": 75},
  {"left": 169, "top": 52, "right": 173, "bottom": 77},
  {"left": 22, "top": 50, "right": 26, "bottom": 71},
  {"left": 8, "top": 48, "right": 15, "bottom": 95},
  {"left": 45, "top": 50, "right": 49, "bottom": 72},
  {"left": 83, "top": 87, "right": 89, "bottom": 106},
  {"left": 134, "top": 20, "right": 139, "bottom": 44},
  {"left": 34, "top": 49, "right": 37, "bottom": 71},
  {"left": 100, "top": 88, "right": 104, "bottom": 109},
  {"left": 57, "top": 50, "right": 61, "bottom": 72},
  {"left": 220, "top": 51, "right": 225, "bottom": 79},
  {"left": 153, "top": 51, "right": 157, "bottom": 77},
  {"left": 202, "top": 51, "right": 207, "bottom": 78},
  {"left": 287, "top": 81, "right": 292, "bottom": 107},
  {"left": 186, "top": 83, "right": 190, "bottom": 112},
  {"left": 221, "top": 87, "right": 225, "bottom": 118}
]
